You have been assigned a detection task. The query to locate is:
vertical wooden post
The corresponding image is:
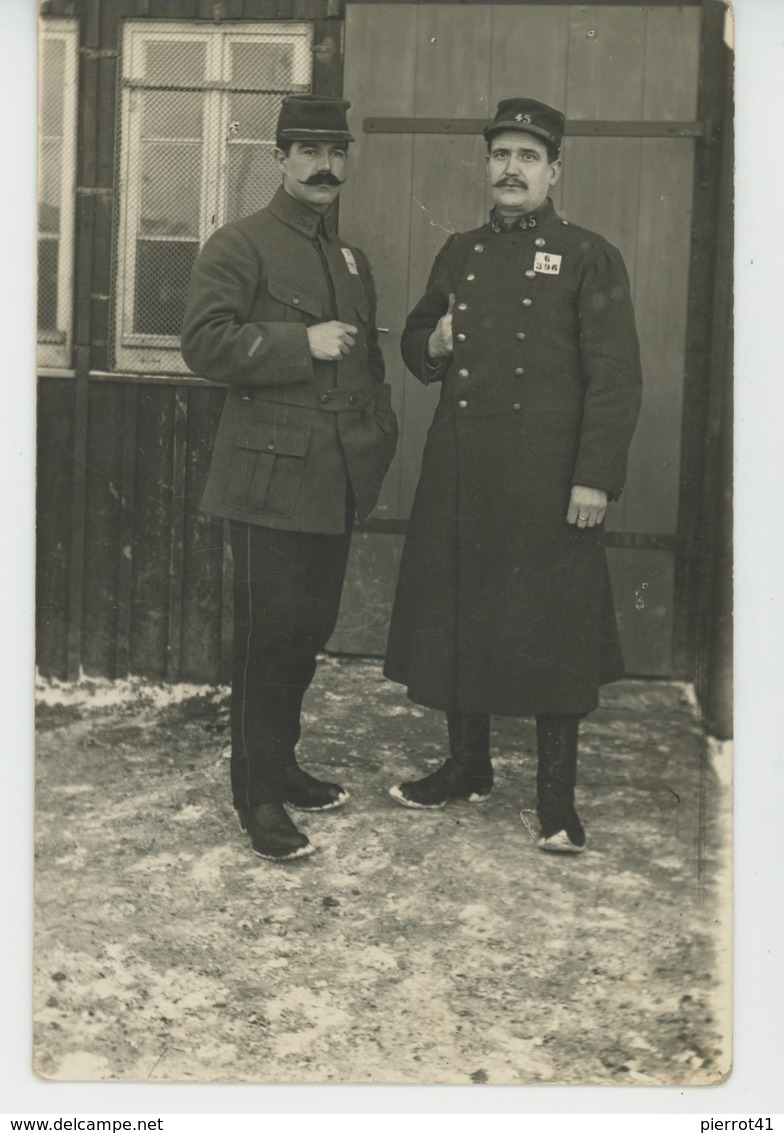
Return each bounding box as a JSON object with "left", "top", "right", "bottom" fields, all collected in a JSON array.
[
  {"left": 672, "top": 1, "right": 732, "bottom": 689},
  {"left": 115, "top": 383, "right": 138, "bottom": 678},
  {"left": 166, "top": 389, "right": 189, "bottom": 681},
  {"left": 66, "top": 352, "right": 90, "bottom": 680}
]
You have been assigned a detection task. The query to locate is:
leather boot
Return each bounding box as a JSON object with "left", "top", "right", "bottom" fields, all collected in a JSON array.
[
  {"left": 237, "top": 802, "right": 314, "bottom": 861},
  {"left": 389, "top": 712, "right": 493, "bottom": 809},
  {"left": 535, "top": 714, "right": 586, "bottom": 853},
  {"left": 283, "top": 763, "right": 349, "bottom": 811}
]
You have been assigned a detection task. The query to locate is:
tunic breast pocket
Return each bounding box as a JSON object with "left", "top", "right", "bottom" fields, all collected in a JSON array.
[
  {"left": 266, "top": 277, "right": 324, "bottom": 323},
  {"left": 227, "top": 419, "right": 310, "bottom": 517}
]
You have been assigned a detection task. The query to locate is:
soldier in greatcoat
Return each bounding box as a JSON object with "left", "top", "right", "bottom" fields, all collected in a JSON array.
[
  {"left": 182, "top": 96, "right": 397, "bottom": 863},
  {"left": 384, "top": 98, "right": 642, "bottom": 852}
]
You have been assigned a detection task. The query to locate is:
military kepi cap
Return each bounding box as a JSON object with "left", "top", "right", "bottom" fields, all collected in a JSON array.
[
  {"left": 276, "top": 94, "right": 355, "bottom": 143},
  {"left": 483, "top": 98, "right": 565, "bottom": 152}
]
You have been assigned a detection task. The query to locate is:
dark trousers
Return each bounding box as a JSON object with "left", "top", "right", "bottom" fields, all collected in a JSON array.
[
  {"left": 229, "top": 520, "right": 352, "bottom": 809},
  {"left": 446, "top": 710, "right": 580, "bottom": 818}
]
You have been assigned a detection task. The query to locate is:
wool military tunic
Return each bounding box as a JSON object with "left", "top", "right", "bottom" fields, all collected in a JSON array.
[
  {"left": 384, "top": 199, "right": 642, "bottom": 717},
  {"left": 181, "top": 187, "right": 397, "bottom": 534}
]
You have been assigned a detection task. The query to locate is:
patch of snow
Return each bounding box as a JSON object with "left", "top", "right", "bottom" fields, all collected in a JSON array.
[
  {"left": 49, "top": 1050, "right": 113, "bottom": 1081},
  {"left": 36, "top": 671, "right": 228, "bottom": 711},
  {"left": 708, "top": 737, "right": 733, "bottom": 788}
]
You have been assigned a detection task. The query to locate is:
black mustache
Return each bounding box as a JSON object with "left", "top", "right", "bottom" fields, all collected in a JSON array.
[
  {"left": 299, "top": 173, "right": 346, "bottom": 186},
  {"left": 494, "top": 177, "right": 528, "bottom": 189}
]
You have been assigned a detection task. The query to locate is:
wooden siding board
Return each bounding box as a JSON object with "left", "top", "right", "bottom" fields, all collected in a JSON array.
[
  {"left": 36, "top": 382, "right": 76, "bottom": 679},
  {"left": 327, "top": 532, "right": 403, "bottom": 655},
  {"left": 626, "top": 138, "right": 693, "bottom": 536},
  {"left": 242, "top": 0, "right": 295, "bottom": 19},
  {"left": 607, "top": 547, "right": 675, "bottom": 677},
  {"left": 565, "top": 4, "right": 648, "bottom": 120},
  {"left": 643, "top": 6, "right": 701, "bottom": 121},
  {"left": 129, "top": 387, "right": 175, "bottom": 678},
  {"left": 148, "top": 0, "right": 201, "bottom": 16},
  {"left": 180, "top": 388, "right": 226, "bottom": 684},
  {"left": 66, "top": 363, "right": 90, "bottom": 679},
  {"left": 81, "top": 383, "right": 125, "bottom": 676},
  {"left": 488, "top": 3, "right": 570, "bottom": 111},
  {"left": 115, "top": 384, "right": 139, "bottom": 676},
  {"left": 166, "top": 389, "right": 189, "bottom": 680}
]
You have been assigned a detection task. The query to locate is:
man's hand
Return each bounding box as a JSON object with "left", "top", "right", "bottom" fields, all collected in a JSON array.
[
  {"left": 567, "top": 485, "right": 608, "bottom": 529},
  {"left": 427, "top": 293, "right": 456, "bottom": 359},
  {"left": 307, "top": 321, "right": 358, "bottom": 361}
]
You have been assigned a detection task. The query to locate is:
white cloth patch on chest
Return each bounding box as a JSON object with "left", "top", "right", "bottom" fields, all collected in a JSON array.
[
  {"left": 341, "top": 247, "right": 359, "bottom": 275},
  {"left": 534, "top": 251, "right": 562, "bottom": 275}
]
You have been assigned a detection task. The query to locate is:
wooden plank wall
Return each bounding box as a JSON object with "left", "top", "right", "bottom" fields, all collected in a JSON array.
[{"left": 332, "top": 2, "right": 702, "bottom": 675}]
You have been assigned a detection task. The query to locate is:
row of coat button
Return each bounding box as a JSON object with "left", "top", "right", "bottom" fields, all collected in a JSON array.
[
  {"left": 457, "top": 399, "right": 523, "bottom": 411},
  {"left": 458, "top": 367, "right": 524, "bottom": 378},
  {"left": 473, "top": 236, "right": 550, "bottom": 252},
  {"left": 457, "top": 299, "right": 532, "bottom": 310}
]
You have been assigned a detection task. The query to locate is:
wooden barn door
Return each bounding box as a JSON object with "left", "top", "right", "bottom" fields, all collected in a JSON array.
[{"left": 330, "top": 1, "right": 706, "bottom": 678}]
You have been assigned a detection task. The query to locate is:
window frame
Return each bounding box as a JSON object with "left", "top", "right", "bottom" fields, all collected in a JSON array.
[
  {"left": 37, "top": 17, "right": 79, "bottom": 371},
  {"left": 113, "top": 20, "right": 313, "bottom": 375}
]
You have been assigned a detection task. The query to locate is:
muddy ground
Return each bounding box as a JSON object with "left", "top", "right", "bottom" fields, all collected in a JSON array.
[{"left": 34, "top": 660, "right": 730, "bottom": 1086}]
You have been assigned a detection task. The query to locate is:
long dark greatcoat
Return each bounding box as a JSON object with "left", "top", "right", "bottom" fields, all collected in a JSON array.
[
  {"left": 181, "top": 187, "right": 397, "bottom": 534},
  {"left": 384, "top": 199, "right": 642, "bottom": 717}
]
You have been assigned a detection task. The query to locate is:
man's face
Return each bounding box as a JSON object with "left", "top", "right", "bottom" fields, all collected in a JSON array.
[
  {"left": 275, "top": 140, "right": 348, "bottom": 212},
  {"left": 487, "top": 130, "right": 561, "bottom": 215}
]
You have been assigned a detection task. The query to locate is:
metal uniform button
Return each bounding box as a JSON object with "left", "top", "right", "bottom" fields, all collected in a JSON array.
[
  {"left": 516, "top": 332, "right": 526, "bottom": 341},
  {"left": 458, "top": 368, "right": 469, "bottom": 378},
  {"left": 522, "top": 298, "right": 533, "bottom": 307},
  {"left": 456, "top": 333, "right": 466, "bottom": 342},
  {"left": 525, "top": 270, "right": 536, "bottom": 279},
  {"left": 292, "top": 297, "right": 300, "bottom": 305},
  {"left": 319, "top": 393, "right": 329, "bottom": 405},
  {"left": 473, "top": 243, "right": 484, "bottom": 252},
  {"left": 512, "top": 403, "right": 522, "bottom": 411},
  {"left": 466, "top": 273, "right": 476, "bottom": 281},
  {"left": 349, "top": 394, "right": 356, "bottom": 404},
  {"left": 535, "top": 237, "right": 546, "bottom": 248},
  {"left": 514, "top": 367, "right": 524, "bottom": 376},
  {"left": 457, "top": 302, "right": 468, "bottom": 311},
  {"left": 458, "top": 399, "right": 468, "bottom": 409},
  {"left": 267, "top": 442, "right": 275, "bottom": 451}
]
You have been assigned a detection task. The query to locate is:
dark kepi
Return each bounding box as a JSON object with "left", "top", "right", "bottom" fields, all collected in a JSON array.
[
  {"left": 276, "top": 93, "right": 355, "bottom": 142},
  {"left": 483, "top": 97, "right": 565, "bottom": 152}
]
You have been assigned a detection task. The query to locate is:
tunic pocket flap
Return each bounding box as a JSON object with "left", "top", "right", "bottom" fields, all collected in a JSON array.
[
  {"left": 267, "top": 277, "right": 323, "bottom": 318},
  {"left": 234, "top": 421, "right": 310, "bottom": 457}
]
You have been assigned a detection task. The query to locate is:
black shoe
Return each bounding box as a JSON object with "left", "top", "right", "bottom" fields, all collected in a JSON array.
[
  {"left": 237, "top": 802, "right": 314, "bottom": 861},
  {"left": 536, "top": 805, "right": 587, "bottom": 854},
  {"left": 283, "top": 765, "right": 349, "bottom": 811},
  {"left": 389, "top": 757, "right": 493, "bottom": 810}
]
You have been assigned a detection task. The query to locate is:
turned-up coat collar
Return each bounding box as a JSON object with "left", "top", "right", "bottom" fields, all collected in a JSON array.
[{"left": 267, "top": 185, "right": 338, "bottom": 240}]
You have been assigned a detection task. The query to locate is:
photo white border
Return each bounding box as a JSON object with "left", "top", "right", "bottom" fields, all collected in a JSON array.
[{"left": 4, "top": 0, "right": 783, "bottom": 1116}]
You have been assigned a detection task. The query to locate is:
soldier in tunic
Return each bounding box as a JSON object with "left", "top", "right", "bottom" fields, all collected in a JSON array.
[
  {"left": 182, "top": 96, "right": 397, "bottom": 863},
  {"left": 384, "top": 98, "right": 642, "bottom": 853}
]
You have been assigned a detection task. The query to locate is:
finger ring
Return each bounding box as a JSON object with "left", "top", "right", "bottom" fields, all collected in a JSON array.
[{"left": 577, "top": 514, "right": 587, "bottom": 521}]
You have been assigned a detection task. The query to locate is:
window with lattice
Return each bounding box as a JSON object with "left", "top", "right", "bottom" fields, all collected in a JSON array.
[
  {"left": 38, "top": 18, "right": 78, "bottom": 370},
  {"left": 113, "top": 20, "right": 313, "bottom": 374}
]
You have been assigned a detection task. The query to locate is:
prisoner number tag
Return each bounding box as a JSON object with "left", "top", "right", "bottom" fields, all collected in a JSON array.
[
  {"left": 341, "top": 247, "right": 359, "bottom": 275},
  {"left": 534, "top": 251, "right": 562, "bottom": 275}
]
